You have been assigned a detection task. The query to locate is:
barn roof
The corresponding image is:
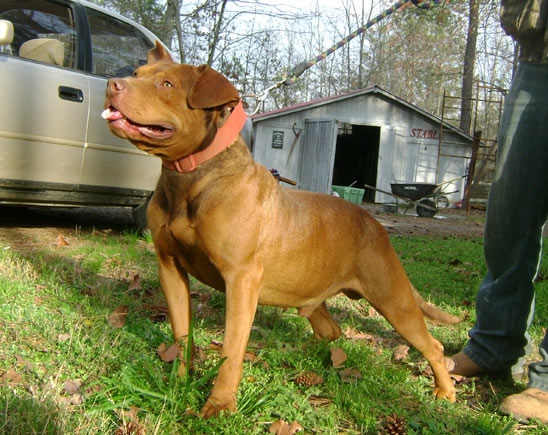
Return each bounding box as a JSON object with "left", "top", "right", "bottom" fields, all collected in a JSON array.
[{"left": 251, "top": 85, "right": 472, "bottom": 141}]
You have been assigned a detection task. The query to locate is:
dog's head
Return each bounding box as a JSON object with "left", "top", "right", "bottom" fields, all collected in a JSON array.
[{"left": 103, "top": 41, "right": 240, "bottom": 159}]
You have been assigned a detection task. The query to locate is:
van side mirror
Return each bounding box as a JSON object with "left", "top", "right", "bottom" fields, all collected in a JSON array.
[{"left": 0, "top": 20, "right": 14, "bottom": 46}]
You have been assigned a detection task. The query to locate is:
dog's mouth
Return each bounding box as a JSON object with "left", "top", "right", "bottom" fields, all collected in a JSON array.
[{"left": 102, "top": 106, "right": 174, "bottom": 140}]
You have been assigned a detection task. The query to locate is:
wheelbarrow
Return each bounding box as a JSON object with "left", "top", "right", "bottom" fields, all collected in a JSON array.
[
  {"left": 364, "top": 178, "right": 463, "bottom": 217},
  {"left": 390, "top": 183, "right": 440, "bottom": 217}
]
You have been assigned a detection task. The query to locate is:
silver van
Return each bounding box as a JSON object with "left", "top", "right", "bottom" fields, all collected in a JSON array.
[{"left": 0, "top": 0, "right": 166, "bottom": 229}]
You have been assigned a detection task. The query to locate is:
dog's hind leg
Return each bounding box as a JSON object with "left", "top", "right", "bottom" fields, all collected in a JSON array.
[
  {"left": 362, "top": 273, "right": 456, "bottom": 401},
  {"left": 299, "top": 302, "right": 342, "bottom": 341},
  {"left": 377, "top": 296, "right": 455, "bottom": 401},
  {"left": 353, "top": 230, "right": 456, "bottom": 401}
]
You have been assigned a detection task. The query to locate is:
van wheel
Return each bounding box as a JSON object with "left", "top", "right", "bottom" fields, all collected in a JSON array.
[{"left": 132, "top": 195, "right": 152, "bottom": 234}]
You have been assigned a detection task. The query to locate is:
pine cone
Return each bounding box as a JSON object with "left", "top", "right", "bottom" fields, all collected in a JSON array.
[
  {"left": 380, "top": 413, "right": 407, "bottom": 435},
  {"left": 294, "top": 371, "right": 324, "bottom": 387}
]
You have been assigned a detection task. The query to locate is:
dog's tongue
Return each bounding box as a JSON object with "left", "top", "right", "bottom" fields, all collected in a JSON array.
[{"left": 101, "top": 107, "right": 124, "bottom": 121}]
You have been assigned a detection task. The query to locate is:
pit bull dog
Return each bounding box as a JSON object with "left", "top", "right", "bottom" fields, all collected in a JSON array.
[{"left": 103, "top": 42, "right": 460, "bottom": 418}]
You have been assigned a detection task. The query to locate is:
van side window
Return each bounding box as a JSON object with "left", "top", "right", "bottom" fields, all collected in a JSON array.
[
  {"left": 0, "top": 0, "right": 77, "bottom": 68},
  {"left": 86, "top": 7, "right": 153, "bottom": 78}
]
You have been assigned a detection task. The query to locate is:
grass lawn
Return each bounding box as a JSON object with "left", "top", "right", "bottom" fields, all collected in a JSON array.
[{"left": 1, "top": 225, "right": 547, "bottom": 434}]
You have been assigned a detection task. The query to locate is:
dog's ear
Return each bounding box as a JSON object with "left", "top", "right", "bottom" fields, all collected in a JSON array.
[
  {"left": 147, "top": 41, "right": 173, "bottom": 64},
  {"left": 188, "top": 65, "right": 240, "bottom": 109}
]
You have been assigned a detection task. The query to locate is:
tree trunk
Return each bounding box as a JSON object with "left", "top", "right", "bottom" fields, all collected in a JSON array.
[
  {"left": 163, "top": 0, "right": 183, "bottom": 61},
  {"left": 459, "top": 0, "right": 479, "bottom": 134}
]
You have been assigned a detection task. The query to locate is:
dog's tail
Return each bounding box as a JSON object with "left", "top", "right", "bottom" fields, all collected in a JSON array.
[{"left": 411, "top": 285, "right": 461, "bottom": 325}]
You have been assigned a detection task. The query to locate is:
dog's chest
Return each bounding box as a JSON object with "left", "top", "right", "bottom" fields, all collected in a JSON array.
[
  {"left": 159, "top": 215, "right": 225, "bottom": 290},
  {"left": 166, "top": 207, "right": 201, "bottom": 250}
]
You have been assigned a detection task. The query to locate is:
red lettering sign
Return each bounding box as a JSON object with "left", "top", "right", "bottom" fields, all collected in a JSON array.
[{"left": 411, "top": 128, "right": 438, "bottom": 139}]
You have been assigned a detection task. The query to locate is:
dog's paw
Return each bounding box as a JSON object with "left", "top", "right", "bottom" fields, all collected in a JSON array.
[
  {"left": 433, "top": 387, "right": 457, "bottom": 403},
  {"left": 199, "top": 394, "right": 237, "bottom": 419}
]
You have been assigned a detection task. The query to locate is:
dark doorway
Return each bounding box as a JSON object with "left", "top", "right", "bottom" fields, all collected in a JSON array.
[{"left": 332, "top": 124, "right": 380, "bottom": 202}]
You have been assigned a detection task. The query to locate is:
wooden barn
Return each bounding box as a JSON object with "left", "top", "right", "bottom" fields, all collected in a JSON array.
[{"left": 251, "top": 86, "right": 473, "bottom": 205}]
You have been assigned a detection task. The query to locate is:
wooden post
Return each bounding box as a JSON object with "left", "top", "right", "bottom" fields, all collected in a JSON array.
[{"left": 462, "top": 130, "right": 481, "bottom": 212}]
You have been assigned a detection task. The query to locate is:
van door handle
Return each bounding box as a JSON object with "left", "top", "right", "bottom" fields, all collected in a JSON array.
[{"left": 58, "top": 86, "right": 84, "bottom": 102}]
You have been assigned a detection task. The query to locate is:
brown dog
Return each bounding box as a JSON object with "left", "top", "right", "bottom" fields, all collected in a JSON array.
[{"left": 103, "top": 42, "right": 460, "bottom": 418}]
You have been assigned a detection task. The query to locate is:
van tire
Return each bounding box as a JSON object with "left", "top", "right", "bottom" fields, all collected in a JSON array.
[{"left": 132, "top": 194, "right": 152, "bottom": 234}]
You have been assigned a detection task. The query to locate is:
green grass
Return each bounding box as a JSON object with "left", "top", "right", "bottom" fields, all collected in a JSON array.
[{"left": 1, "top": 228, "right": 547, "bottom": 434}]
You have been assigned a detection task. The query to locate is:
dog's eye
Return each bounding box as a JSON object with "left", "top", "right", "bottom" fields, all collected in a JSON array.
[{"left": 163, "top": 81, "right": 173, "bottom": 88}]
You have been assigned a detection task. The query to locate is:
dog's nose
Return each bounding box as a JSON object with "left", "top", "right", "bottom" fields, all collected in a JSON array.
[{"left": 108, "top": 78, "right": 126, "bottom": 93}]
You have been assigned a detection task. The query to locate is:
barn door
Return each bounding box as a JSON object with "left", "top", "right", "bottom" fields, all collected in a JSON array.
[
  {"left": 299, "top": 119, "right": 337, "bottom": 194},
  {"left": 415, "top": 143, "right": 438, "bottom": 183}
]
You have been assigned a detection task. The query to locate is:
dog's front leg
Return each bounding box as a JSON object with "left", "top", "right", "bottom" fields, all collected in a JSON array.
[
  {"left": 200, "top": 266, "right": 263, "bottom": 418},
  {"left": 158, "top": 255, "right": 192, "bottom": 371}
]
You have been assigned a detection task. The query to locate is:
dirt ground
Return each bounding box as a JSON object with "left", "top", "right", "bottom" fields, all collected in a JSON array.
[
  {"left": 361, "top": 203, "right": 486, "bottom": 238},
  {"left": 0, "top": 203, "right": 487, "bottom": 253}
]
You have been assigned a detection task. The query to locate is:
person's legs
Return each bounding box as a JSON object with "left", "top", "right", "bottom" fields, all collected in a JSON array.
[{"left": 460, "top": 62, "right": 548, "bottom": 374}]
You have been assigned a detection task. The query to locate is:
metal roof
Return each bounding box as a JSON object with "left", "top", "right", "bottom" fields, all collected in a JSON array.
[{"left": 251, "top": 85, "right": 472, "bottom": 141}]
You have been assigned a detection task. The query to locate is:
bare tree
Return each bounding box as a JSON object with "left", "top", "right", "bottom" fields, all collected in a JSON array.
[
  {"left": 460, "top": 0, "right": 479, "bottom": 134},
  {"left": 95, "top": 0, "right": 516, "bottom": 120}
]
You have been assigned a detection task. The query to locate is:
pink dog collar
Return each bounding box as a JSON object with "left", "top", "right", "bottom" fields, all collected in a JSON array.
[{"left": 162, "top": 100, "right": 247, "bottom": 173}]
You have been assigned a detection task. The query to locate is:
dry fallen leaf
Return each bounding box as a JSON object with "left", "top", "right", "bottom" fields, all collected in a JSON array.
[
  {"left": 392, "top": 344, "right": 410, "bottom": 362},
  {"left": 269, "top": 419, "right": 303, "bottom": 434},
  {"left": 421, "top": 363, "right": 434, "bottom": 377},
  {"left": 244, "top": 351, "right": 257, "bottom": 362},
  {"left": 450, "top": 373, "right": 466, "bottom": 384},
  {"left": 128, "top": 274, "right": 142, "bottom": 291},
  {"left": 339, "top": 368, "right": 362, "bottom": 384},
  {"left": 343, "top": 326, "right": 375, "bottom": 341},
  {"left": 0, "top": 369, "right": 22, "bottom": 386},
  {"left": 58, "top": 393, "right": 84, "bottom": 406},
  {"left": 56, "top": 233, "right": 69, "bottom": 248},
  {"left": 58, "top": 379, "right": 84, "bottom": 406},
  {"left": 288, "top": 421, "right": 304, "bottom": 433},
  {"left": 15, "top": 354, "right": 34, "bottom": 371},
  {"left": 157, "top": 343, "right": 180, "bottom": 362},
  {"left": 118, "top": 406, "right": 141, "bottom": 422},
  {"left": 57, "top": 333, "right": 71, "bottom": 342},
  {"left": 330, "top": 347, "right": 347, "bottom": 368},
  {"left": 63, "top": 379, "right": 83, "bottom": 395},
  {"left": 114, "top": 421, "right": 146, "bottom": 435},
  {"left": 269, "top": 419, "right": 287, "bottom": 434},
  {"left": 108, "top": 306, "right": 129, "bottom": 329}
]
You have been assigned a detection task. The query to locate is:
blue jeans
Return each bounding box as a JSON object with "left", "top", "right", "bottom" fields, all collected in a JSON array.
[{"left": 463, "top": 62, "right": 548, "bottom": 391}]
